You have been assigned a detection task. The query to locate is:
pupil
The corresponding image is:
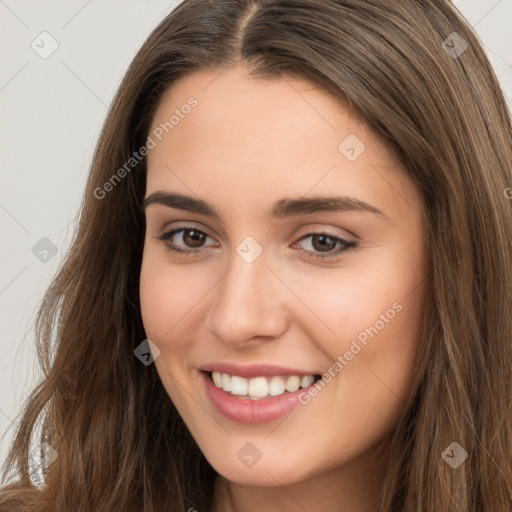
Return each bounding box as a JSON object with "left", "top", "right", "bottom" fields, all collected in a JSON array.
[
  {"left": 314, "top": 234, "right": 335, "bottom": 252},
  {"left": 185, "top": 230, "right": 204, "bottom": 247}
]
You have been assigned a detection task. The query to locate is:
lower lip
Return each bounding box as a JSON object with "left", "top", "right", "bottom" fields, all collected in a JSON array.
[{"left": 201, "top": 371, "right": 310, "bottom": 424}]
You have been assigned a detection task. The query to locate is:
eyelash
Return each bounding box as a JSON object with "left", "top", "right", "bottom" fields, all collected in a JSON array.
[{"left": 156, "top": 226, "right": 357, "bottom": 261}]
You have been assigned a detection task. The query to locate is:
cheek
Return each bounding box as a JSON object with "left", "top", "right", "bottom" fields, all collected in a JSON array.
[
  {"left": 139, "top": 249, "right": 207, "bottom": 345},
  {"left": 285, "top": 246, "right": 428, "bottom": 432},
  {"left": 139, "top": 261, "right": 177, "bottom": 343},
  {"left": 139, "top": 251, "right": 201, "bottom": 408},
  {"left": 283, "top": 251, "right": 424, "bottom": 358}
]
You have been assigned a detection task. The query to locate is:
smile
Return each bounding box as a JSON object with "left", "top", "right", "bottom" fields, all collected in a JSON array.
[
  {"left": 199, "top": 364, "right": 323, "bottom": 423},
  {"left": 209, "top": 371, "right": 321, "bottom": 399}
]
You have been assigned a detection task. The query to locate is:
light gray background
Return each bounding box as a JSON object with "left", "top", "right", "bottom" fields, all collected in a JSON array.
[{"left": 1, "top": 0, "right": 511, "bottom": 471}]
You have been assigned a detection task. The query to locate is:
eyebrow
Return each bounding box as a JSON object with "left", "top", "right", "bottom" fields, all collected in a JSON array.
[{"left": 143, "top": 191, "right": 386, "bottom": 219}]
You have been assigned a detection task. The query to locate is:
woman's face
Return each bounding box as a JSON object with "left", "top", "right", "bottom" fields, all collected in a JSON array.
[{"left": 140, "top": 64, "right": 429, "bottom": 489}]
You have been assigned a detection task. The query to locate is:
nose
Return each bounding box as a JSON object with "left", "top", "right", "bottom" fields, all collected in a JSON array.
[{"left": 206, "top": 247, "right": 289, "bottom": 348}]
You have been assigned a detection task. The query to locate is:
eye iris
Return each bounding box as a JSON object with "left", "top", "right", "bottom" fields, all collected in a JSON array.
[
  {"left": 184, "top": 230, "right": 205, "bottom": 248},
  {"left": 312, "top": 234, "right": 336, "bottom": 252}
]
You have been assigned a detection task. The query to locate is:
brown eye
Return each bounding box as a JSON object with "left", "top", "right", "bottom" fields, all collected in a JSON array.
[
  {"left": 295, "top": 232, "right": 357, "bottom": 261},
  {"left": 182, "top": 229, "right": 206, "bottom": 248},
  {"left": 157, "top": 227, "right": 217, "bottom": 256},
  {"left": 310, "top": 234, "right": 337, "bottom": 252}
]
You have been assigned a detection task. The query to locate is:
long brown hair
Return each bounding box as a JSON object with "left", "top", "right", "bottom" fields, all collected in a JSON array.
[{"left": 1, "top": 1, "right": 511, "bottom": 510}]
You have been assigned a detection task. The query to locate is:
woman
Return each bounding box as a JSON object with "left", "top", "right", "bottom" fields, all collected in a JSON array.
[{"left": 1, "top": 1, "right": 511, "bottom": 510}]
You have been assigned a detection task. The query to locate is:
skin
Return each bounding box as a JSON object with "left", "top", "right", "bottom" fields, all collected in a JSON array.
[{"left": 139, "top": 64, "right": 429, "bottom": 512}]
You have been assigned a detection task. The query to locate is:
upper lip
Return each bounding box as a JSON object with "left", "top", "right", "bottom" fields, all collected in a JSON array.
[{"left": 199, "top": 362, "right": 320, "bottom": 379}]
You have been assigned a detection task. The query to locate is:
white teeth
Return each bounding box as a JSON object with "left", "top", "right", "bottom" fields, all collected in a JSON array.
[
  {"left": 209, "top": 371, "right": 317, "bottom": 399},
  {"left": 268, "top": 376, "right": 285, "bottom": 396},
  {"left": 284, "top": 376, "right": 301, "bottom": 393},
  {"left": 222, "top": 373, "right": 231, "bottom": 392},
  {"left": 248, "top": 377, "right": 268, "bottom": 397},
  {"left": 212, "top": 371, "right": 223, "bottom": 388},
  {"left": 301, "top": 375, "right": 315, "bottom": 388},
  {"left": 230, "top": 375, "right": 248, "bottom": 396}
]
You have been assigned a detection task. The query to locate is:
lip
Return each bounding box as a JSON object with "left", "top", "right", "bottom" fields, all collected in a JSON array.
[
  {"left": 200, "top": 370, "right": 317, "bottom": 424},
  {"left": 198, "top": 361, "right": 320, "bottom": 379}
]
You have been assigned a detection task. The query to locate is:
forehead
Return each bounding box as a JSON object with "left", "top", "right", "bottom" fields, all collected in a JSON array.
[
  {"left": 149, "top": 64, "right": 387, "bottom": 152},
  {"left": 146, "top": 65, "right": 421, "bottom": 221}
]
